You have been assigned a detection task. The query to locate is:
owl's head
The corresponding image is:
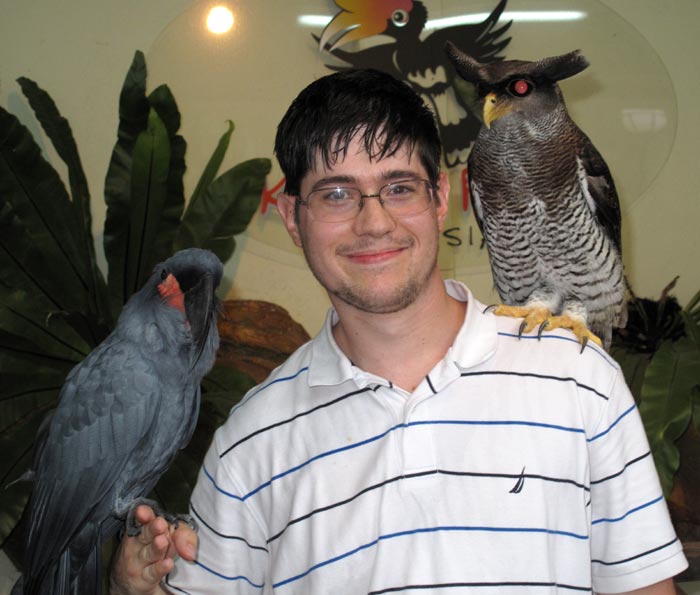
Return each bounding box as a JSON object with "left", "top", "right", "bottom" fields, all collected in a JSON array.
[{"left": 445, "top": 42, "right": 589, "bottom": 128}]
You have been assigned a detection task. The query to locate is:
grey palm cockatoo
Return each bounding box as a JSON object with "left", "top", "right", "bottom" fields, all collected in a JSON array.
[
  {"left": 445, "top": 42, "right": 627, "bottom": 350},
  {"left": 14, "top": 248, "right": 223, "bottom": 595}
]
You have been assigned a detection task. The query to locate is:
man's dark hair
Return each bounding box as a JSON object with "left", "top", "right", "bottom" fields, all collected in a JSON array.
[{"left": 274, "top": 69, "right": 442, "bottom": 197}]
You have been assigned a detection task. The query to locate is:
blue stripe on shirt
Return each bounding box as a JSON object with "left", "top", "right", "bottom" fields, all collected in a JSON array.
[
  {"left": 204, "top": 420, "right": 586, "bottom": 501},
  {"left": 591, "top": 495, "right": 665, "bottom": 525},
  {"left": 193, "top": 560, "right": 265, "bottom": 588},
  {"left": 230, "top": 366, "right": 310, "bottom": 415},
  {"left": 496, "top": 331, "right": 617, "bottom": 369},
  {"left": 272, "top": 525, "right": 589, "bottom": 588},
  {"left": 587, "top": 404, "right": 636, "bottom": 442}
]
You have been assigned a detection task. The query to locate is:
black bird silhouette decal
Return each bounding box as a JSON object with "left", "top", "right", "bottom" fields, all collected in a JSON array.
[{"left": 315, "top": 0, "right": 512, "bottom": 166}]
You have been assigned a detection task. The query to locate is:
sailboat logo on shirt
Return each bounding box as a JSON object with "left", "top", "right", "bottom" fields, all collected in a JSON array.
[{"left": 509, "top": 466, "right": 526, "bottom": 494}]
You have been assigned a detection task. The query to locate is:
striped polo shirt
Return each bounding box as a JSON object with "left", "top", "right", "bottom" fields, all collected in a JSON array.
[{"left": 166, "top": 280, "right": 687, "bottom": 594}]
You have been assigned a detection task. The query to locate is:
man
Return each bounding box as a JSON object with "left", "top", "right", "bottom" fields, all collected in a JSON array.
[{"left": 111, "top": 69, "right": 687, "bottom": 594}]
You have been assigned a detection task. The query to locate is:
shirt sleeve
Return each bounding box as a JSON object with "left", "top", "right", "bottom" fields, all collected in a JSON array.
[
  {"left": 164, "top": 430, "right": 270, "bottom": 594},
  {"left": 588, "top": 367, "right": 688, "bottom": 593}
]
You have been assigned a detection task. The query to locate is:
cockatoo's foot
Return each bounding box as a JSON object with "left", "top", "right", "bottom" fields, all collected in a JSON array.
[
  {"left": 125, "top": 498, "right": 198, "bottom": 537},
  {"left": 544, "top": 315, "right": 603, "bottom": 352},
  {"left": 484, "top": 304, "right": 553, "bottom": 337}
]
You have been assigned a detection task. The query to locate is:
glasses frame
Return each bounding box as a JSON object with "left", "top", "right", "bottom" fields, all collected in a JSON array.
[{"left": 297, "top": 178, "right": 438, "bottom": 223}]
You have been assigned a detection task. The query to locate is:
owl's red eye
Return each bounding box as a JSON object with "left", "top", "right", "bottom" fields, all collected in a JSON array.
[{"left": 509, "top": 79, "right": 533, "bottom": 97}]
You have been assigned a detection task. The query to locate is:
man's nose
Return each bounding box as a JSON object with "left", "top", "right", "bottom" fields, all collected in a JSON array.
[{"left": 352, "top": 195, "right": 396, "bottom": 236}]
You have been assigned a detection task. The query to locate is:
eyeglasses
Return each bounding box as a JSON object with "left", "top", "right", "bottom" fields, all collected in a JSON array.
[{"left": 298, "top": 179, "right": 437, "bottom": 223}]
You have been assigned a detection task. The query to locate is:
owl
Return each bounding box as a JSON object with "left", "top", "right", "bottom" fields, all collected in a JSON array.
[{"left": 445, "top": 42, "right": 626, "bottom": 350}]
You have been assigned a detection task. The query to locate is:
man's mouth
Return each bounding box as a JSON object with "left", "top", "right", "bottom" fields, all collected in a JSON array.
[{"left": 346, "top": 247, "right": 406, "bottom": 264}]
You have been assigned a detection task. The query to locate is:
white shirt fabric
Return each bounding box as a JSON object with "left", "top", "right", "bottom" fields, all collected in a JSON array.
[{"left": 165, "top": 280, "right": 687, "bottom": 594}]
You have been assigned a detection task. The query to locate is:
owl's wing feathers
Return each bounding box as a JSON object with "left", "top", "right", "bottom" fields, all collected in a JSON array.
[
  {"left": 576, "top": 136, "right": 622, "bottom": 252},
  {"left": 26, "top": 338, "right": 163, "bottom": 578}
]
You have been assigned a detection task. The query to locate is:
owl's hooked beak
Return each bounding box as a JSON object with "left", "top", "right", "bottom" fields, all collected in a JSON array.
[{"left": 483, "top": 92, "right": 512, "bottom": 129}]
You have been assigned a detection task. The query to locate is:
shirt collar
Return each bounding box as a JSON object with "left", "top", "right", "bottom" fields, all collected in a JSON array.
[{"left": 308, "top": 280, "right": 498, "bottom": 387}]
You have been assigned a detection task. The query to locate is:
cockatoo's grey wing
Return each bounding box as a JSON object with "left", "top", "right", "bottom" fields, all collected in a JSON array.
[{"left": 25, "top": 336, "right": 162, "bottom": 586}]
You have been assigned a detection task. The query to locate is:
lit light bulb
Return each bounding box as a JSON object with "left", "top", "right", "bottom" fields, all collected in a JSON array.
[{"left": 207, "top": 6, "right": 234, "bottom": 35}]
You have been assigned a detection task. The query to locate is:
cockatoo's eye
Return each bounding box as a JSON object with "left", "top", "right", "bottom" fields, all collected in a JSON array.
[
  {"left": 508, "top": 79, "right": 534, "bottom": 97},
  {"left": 392, "top": 9, "right": 409, "bottom": 27},
  {"left": 160, "top": 268, "right": 169, "bottom": 281}
]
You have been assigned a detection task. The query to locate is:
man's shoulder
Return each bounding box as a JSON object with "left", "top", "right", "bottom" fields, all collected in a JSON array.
[{"left": 488, "top": 313, "right": 623, "bottom": 384}]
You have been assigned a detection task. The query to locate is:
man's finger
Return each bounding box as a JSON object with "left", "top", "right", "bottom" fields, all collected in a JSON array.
[
  {"left": 143, "top": 555, "right": 174, "bottom": 585},
  {"left": 172, "top": 524, "right": 198, "bottom": 561},
  {"left": 138, "top": 532, "right": 171, "bottom": 565},
  {"left": 138, "top": 515, "right": 170, "bottom": 546}
]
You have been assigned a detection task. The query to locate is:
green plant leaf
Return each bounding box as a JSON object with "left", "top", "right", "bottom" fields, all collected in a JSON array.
[
  {"left": 0, "top": 108, "right": 95, "bottom": 316},
  {"left": 0, "top": 287, "right": 91, "bottom": 360},
  {"left": 176, "top": 158, "right": 271, "bottom": 263},
  {"left": 683, "top": 308, "right": 700, "bottom": 350},
  {"left": 104, "top": 50, "right": 150, "bottom": 316},
  {"left": 686, "top": 288, "right": 700, "bottom": 326},
  {"left": 609, "top": 346, "right": 650, "bottom": 403},
  {"left": 126, "top": 108, "right": 171, "bottom": 294},
  {"left": 147, "top": 85, "right": 186, "bottom": 266},
  {"left": 16, "top": 77, "right": 112, "bottom": 329},
  {"left": 187, "top": 120, "right": 234, "bottom": 211},
  {"left": 639, "top": 336, "right": 700, "bottom": 496}
]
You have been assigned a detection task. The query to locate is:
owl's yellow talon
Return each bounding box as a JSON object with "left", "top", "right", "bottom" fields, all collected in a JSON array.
[
  {"left": 544, "top": 315, "right": 603, "bottom": 350},
  {"left": 486, "top": 305, "right": 602, "bottom": 351}
]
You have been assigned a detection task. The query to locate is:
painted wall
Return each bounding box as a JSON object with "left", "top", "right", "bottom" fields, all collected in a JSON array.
[{"left": 1, "top": 0, "right": 698, "bottom": 339}]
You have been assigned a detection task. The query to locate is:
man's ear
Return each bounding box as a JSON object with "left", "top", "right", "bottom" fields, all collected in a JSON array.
[
  {"left": 276, "top": 193, "right": 303, "bottom": 247},
  {"left": 435, "top": 171, "right": 451, "bottom": 231}
]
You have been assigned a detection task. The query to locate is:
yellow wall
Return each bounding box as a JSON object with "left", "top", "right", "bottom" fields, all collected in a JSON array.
[{"left": 1, "top": 0, "right": 698, "bottom": 336}]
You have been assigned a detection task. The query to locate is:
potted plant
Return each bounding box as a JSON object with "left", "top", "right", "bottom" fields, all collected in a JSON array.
[{"left": 611, "top": 278, "right": 700, "bottom": 578}]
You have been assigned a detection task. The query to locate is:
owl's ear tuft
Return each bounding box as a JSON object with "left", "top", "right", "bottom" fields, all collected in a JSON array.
[
  {"left": 444, "top": 41, "right": 484, "bottom": 83},
  {"left": 534, "top": 50, "right": 589, "bottom": 83}
]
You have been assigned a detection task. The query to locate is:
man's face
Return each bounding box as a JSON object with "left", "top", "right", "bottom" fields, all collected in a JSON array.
[{"left": 277, "top": 136, "right": 450, "bottom": 315}]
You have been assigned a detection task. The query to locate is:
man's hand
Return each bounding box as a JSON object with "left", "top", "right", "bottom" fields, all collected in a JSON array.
[{"left": 110, "top": 505, "right": 198, "bottom": 595}]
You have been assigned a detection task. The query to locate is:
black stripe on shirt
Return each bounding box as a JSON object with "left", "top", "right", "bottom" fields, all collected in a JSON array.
[
  {"left": 592, "top": 536, "right": 679, "bottom": 566},
  {"left": 163, "top": 574, "right": 192, "bottom": 594},
  {"left": 220, "top": 384, "right": 382, "bottom": 458},
  {"left": 590, "top": 450, "right": 652, "bottom": 485},
  {"left": 267, "top": 468, "right": 589, "bottom": 544},
  {"left": 460, "top": 370, "right": 609, "bottom": 401},
  {"left": 368, "top": 580, "right": 592, "bottom": 593},
  {"left": 191, "top": 503, "right": 268, "bottom": 553}
]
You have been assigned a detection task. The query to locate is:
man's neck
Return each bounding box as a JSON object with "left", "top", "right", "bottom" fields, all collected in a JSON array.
[{"left": 331, "top": 278, "right": 466, "bottom": 392}]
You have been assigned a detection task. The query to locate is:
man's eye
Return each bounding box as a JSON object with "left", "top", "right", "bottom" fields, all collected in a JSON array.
[
  {"left": 322, "top": 188, "right": 353, "bottom": 202},
  {"left": 385, "top": 182, "right": 416, "bottom": 197}
]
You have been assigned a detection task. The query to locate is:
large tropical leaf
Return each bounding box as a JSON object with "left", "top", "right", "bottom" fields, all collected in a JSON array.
[
  {"left": 176, "top": 158, "right": 271, "bottom": 263},
  {"left": 639, "top": 336, "right": 700, "bottom": 495},
  {"left": 0, "top": 107, "right": 93, "bottom": 316},
  {"left": 187, "top": 120, "right": 234, "bottom": 210},
  {"left": 104, "top": 50, "right": 150, "bottom": 316},
  {"left": 125, "top": 108, "right": 171, "bottom": 294},
  {"left": 147, "top": 84, "right": 186, "bottom": 267},
  {"left": 16, "top": 77, "right": 111, "bottom": 328}
]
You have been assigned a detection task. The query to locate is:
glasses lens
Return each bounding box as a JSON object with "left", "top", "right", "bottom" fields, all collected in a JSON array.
[
  {"left": 380, "top": 180, "right": 432, "bottom": 216},
  {"left": 307, "top": 187, "right": 360, "bottom": 222}
]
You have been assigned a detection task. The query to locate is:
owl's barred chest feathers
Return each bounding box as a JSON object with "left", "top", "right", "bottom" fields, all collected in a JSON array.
[{"left": 470, "top": 114, "right": 598, "bottom": 236}]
